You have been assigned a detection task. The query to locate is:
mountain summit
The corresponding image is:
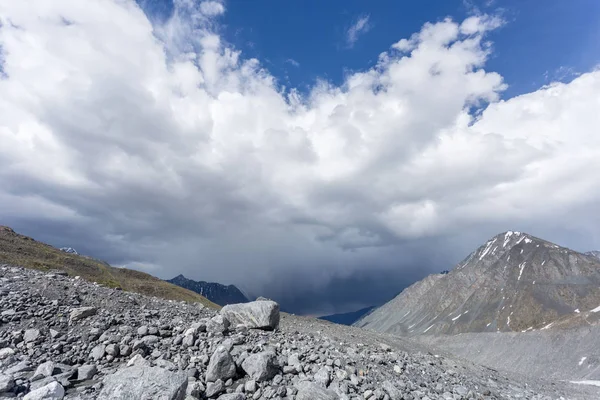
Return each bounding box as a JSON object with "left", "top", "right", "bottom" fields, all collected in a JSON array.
[
  {"left": 167, "top": 274, "right": 248, "bottom": 306},
  {"left": 355, "top": 231, "right": 600, "bottom": 336}
]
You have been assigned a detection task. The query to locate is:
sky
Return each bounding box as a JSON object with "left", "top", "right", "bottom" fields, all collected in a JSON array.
[{"left": 0, "top": 0, "right": 599, "bottom": 315}]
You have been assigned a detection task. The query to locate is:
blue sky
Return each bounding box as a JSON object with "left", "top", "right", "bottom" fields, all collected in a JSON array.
[{"left": 141, "top": 0, "right": 600, "bottom": 99}]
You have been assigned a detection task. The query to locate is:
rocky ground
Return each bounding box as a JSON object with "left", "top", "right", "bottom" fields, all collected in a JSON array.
[{"left": 0, "top": 264, "right": 596, "bottom": 399}]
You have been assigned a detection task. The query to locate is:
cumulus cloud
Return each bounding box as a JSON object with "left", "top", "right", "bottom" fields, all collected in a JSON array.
[
  {"left": 0, "top": 0, "right": 599, "bottom": 314},
  {"left": 346, "top": 15, "right": 371, "bottom": 48}
]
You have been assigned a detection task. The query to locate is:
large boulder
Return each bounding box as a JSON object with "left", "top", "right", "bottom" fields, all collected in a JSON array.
[
  {"left": 295, "top": 381, "right": 339, "bottom": 400},
  {"left": 206, "top": 346, "right": 237, "bottom": 382},
  {"left": 241, "top": 351, "right": 279, "bottom": 382},
  {"left": 221, "top": 301, "right": 279, "bottom": 330},
  {"left": 97, "top": 365, "right": 187, "bottom": 400},
  {"left": 23, "top": 381, "right": 64, "bottom": 400}
]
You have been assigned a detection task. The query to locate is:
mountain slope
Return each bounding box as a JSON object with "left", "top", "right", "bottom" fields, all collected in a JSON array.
[
  {"left": 355, "top": 231, "right": 600, "bottom": 336},
  {"left": 586, "top": 250, "right": 600, "bottom": 260},
  {"left": 0, "top": 226, "right": 217, "bottom": 308},
  {"left": 319, "top": 306, "right": 376, "bottom": 326},
  {"left": 166, "top": 274, "right": 248, "bottom": 306}
]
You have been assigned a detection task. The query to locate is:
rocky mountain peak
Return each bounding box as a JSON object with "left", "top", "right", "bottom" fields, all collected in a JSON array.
[
  {"left": 456, "top": 231, "right": 563, "bottom": 273},
  {"left": 586, "top": 250, "right": 600, "bottom": 260},
  {"left": 356, "top": 231, "right": 600, "bottom": 337}
]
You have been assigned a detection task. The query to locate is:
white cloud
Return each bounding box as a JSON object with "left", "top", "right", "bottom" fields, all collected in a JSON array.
[
  {"left": 346, "top": 15, "right": 371, "bottom": 48},
  {"left": 286, "top": 58, "right": 300, "bottom": 67},
  {"left": 0, "top": 0, "right": 599, "bottom": 312},
  {"left": 200, "top": 1, "right": 225, "bottom": 16}
]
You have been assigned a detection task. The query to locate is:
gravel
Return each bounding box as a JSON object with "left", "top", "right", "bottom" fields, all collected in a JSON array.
[{"left": 0, "top": 264, "right": 596, "bottom": 399}]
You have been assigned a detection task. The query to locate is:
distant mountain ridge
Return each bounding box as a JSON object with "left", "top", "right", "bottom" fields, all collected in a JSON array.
[
  {"left": 319, "top": 306, "right": 375, "bottom": 326},
  {"left": 167, "top": 274, "right": 248, "bottom": 306},
  {"left": 586, "top": 250, "right": 600, "bottom": 260},
  {"left": 356, "top": 231, "right": 600, "bottom": 336}
]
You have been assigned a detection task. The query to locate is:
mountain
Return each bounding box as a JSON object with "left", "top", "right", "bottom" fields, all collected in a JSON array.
[
  {"left": 355, "top": 231, "right": 600, "bottom": 336},
  {"left": 167, "top": 274, "right": 248, "bottom": 306},
  {"left": 319, "top": 306, "right": 376, "bottom": 325},
  {"left": 0, "top": 226, "right": 217, "bottom": 307},
  {"left": 586, "top": 250, "right": 600, "bottom": 260}
]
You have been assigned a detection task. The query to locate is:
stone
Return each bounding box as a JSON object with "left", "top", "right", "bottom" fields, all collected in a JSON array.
[
  {"left": 69, "top": 307, "right": 97, "bottom": 322},
  {"left": 221, "top": 301, "right": 280, "bottom": 330},
  {"left": 98, "top": 365, "right": 187, "bottom": 400},
  {"left": 77, "top": 364, "right": 97, "bottom": 381},
  {"left": 241, "top": 351, "right": 279, "bottom": 382},
  {"left": 315, "top": 366, "right": 333, "bottom": 388},
  {"left": 0, "top": 374, "right": 15, "bottom": 393},
  {"left": 32, "top": 361, "right": 57, "bottom": 381},
  {"left": 5, "top": 360, "right": 32, "bottom": 374},
  {"left": 382, "top": 381, "right": 402, "bottom": 400},
  {"left": 24, "top": 329, "right": 41, "bottom": 343},
  {"left": 23, "top": 381, "right": 65, "bottom": 400},
  {"left": 217, "top": 394, "right": 245, "bottom": 400},
  {"left": 142, "top": 335, "right": 160, "bottom": 345},
  {"left": 205, "top": 379, "right": 224, "bottom": 397},
  {"left": 106, "top": 343, "right": 119, "bottom": 356},
  {"left": 127, "top": 354, "right": 151, "bottom": 367},
  {"left": 206, "top": 346, "right": 237, "bottom": 382},
  {"left": 244, "top": 379, "right": 257, "bottom": 393},
  {"left": 207, "top": 315, "right": 230, "bottom": 334},
  {"left": 90, "top": 344, "right": 106, "bottom": 361},
  {"left": 296, "top": 381, "right": 340, "bottom": 400},
  {"left": 0, "top": 347, "right": 15, "bottom": 359},
  {"left": 137, "top": 325, "right": 149, "bottom": 336},
  {"left": 182, "top": 334, "right": 195, "bottom": 348}
]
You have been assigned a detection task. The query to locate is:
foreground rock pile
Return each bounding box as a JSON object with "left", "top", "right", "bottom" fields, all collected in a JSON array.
[{"left": 0, "top": 265, "right": 586, "bottom": 399}]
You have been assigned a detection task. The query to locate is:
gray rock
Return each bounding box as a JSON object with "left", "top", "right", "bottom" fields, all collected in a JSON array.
[
  {"left": 182, "top": 334, "right": 195, "bottom": 348},
  {"left": 205, "top": 379, "right": 224, "bottom": 397},
  {"left": 127, "top": 354, "right": 150, "bottom": 367},
  {"left": 89, "top": 344, "right": 106, "bottom": 361},
  {"left": 241, "top": 351, "right": 279, "bottom": 382},
  {"left": 206, "top": 346, "right": 237, "bottom": 382},
  {"left": 142, "top": 335, "right": 160, "bottom": 345},
  {"left": 382, "top": 381, "right": 402, "bottom": 400},
  {"left": 217, "top": 394, "right": 245, "bottom": 400},
  {"left": 29, "top": 377, "right": 57, "bottom": 392},
  {"left": 69, "top": 307, "right": 97, "bottom": 322},
  {"left": 77, "top": 364, "right": 97, "bottom": 381},
  {"left": 24, "top": 329, "right": 41, "bottom": 343},
  {"left": 23, "top": 381, "right": 65, "bottom": 400},
  {"left": 296, "top": 381, "right": 340, "bottom": 400},
  {"left": 207, "top": 315, "right": 230, "bottom": 334},
  {"left": 244, "top": 379, "right": 257, "bottom": 393},
  {"left": 31, "top": 361, "right": 57, "bottom": 381},
  {"left": 98, "top": 365, "right": 187, "bottom": 400},
  {"left": 221, "top": 301, "right": 280, "bottom": 330},
  {"left": 106, "top": 343, "right": 119, "bottom": 356},
  {"left": 0, "top": 374, "right": 15, "bottom": 393},
  {"left": 5, "top": 360, "right": 32, "bottom": 374},
  {"left": 137, "top": 325, "right": 149, "bottom": 336},
  {"left": 0, "top": 347, "right": 15, "bottom": 359},
  {"left": 314, "top": 366, "right": 330, "bottom": 387}
]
